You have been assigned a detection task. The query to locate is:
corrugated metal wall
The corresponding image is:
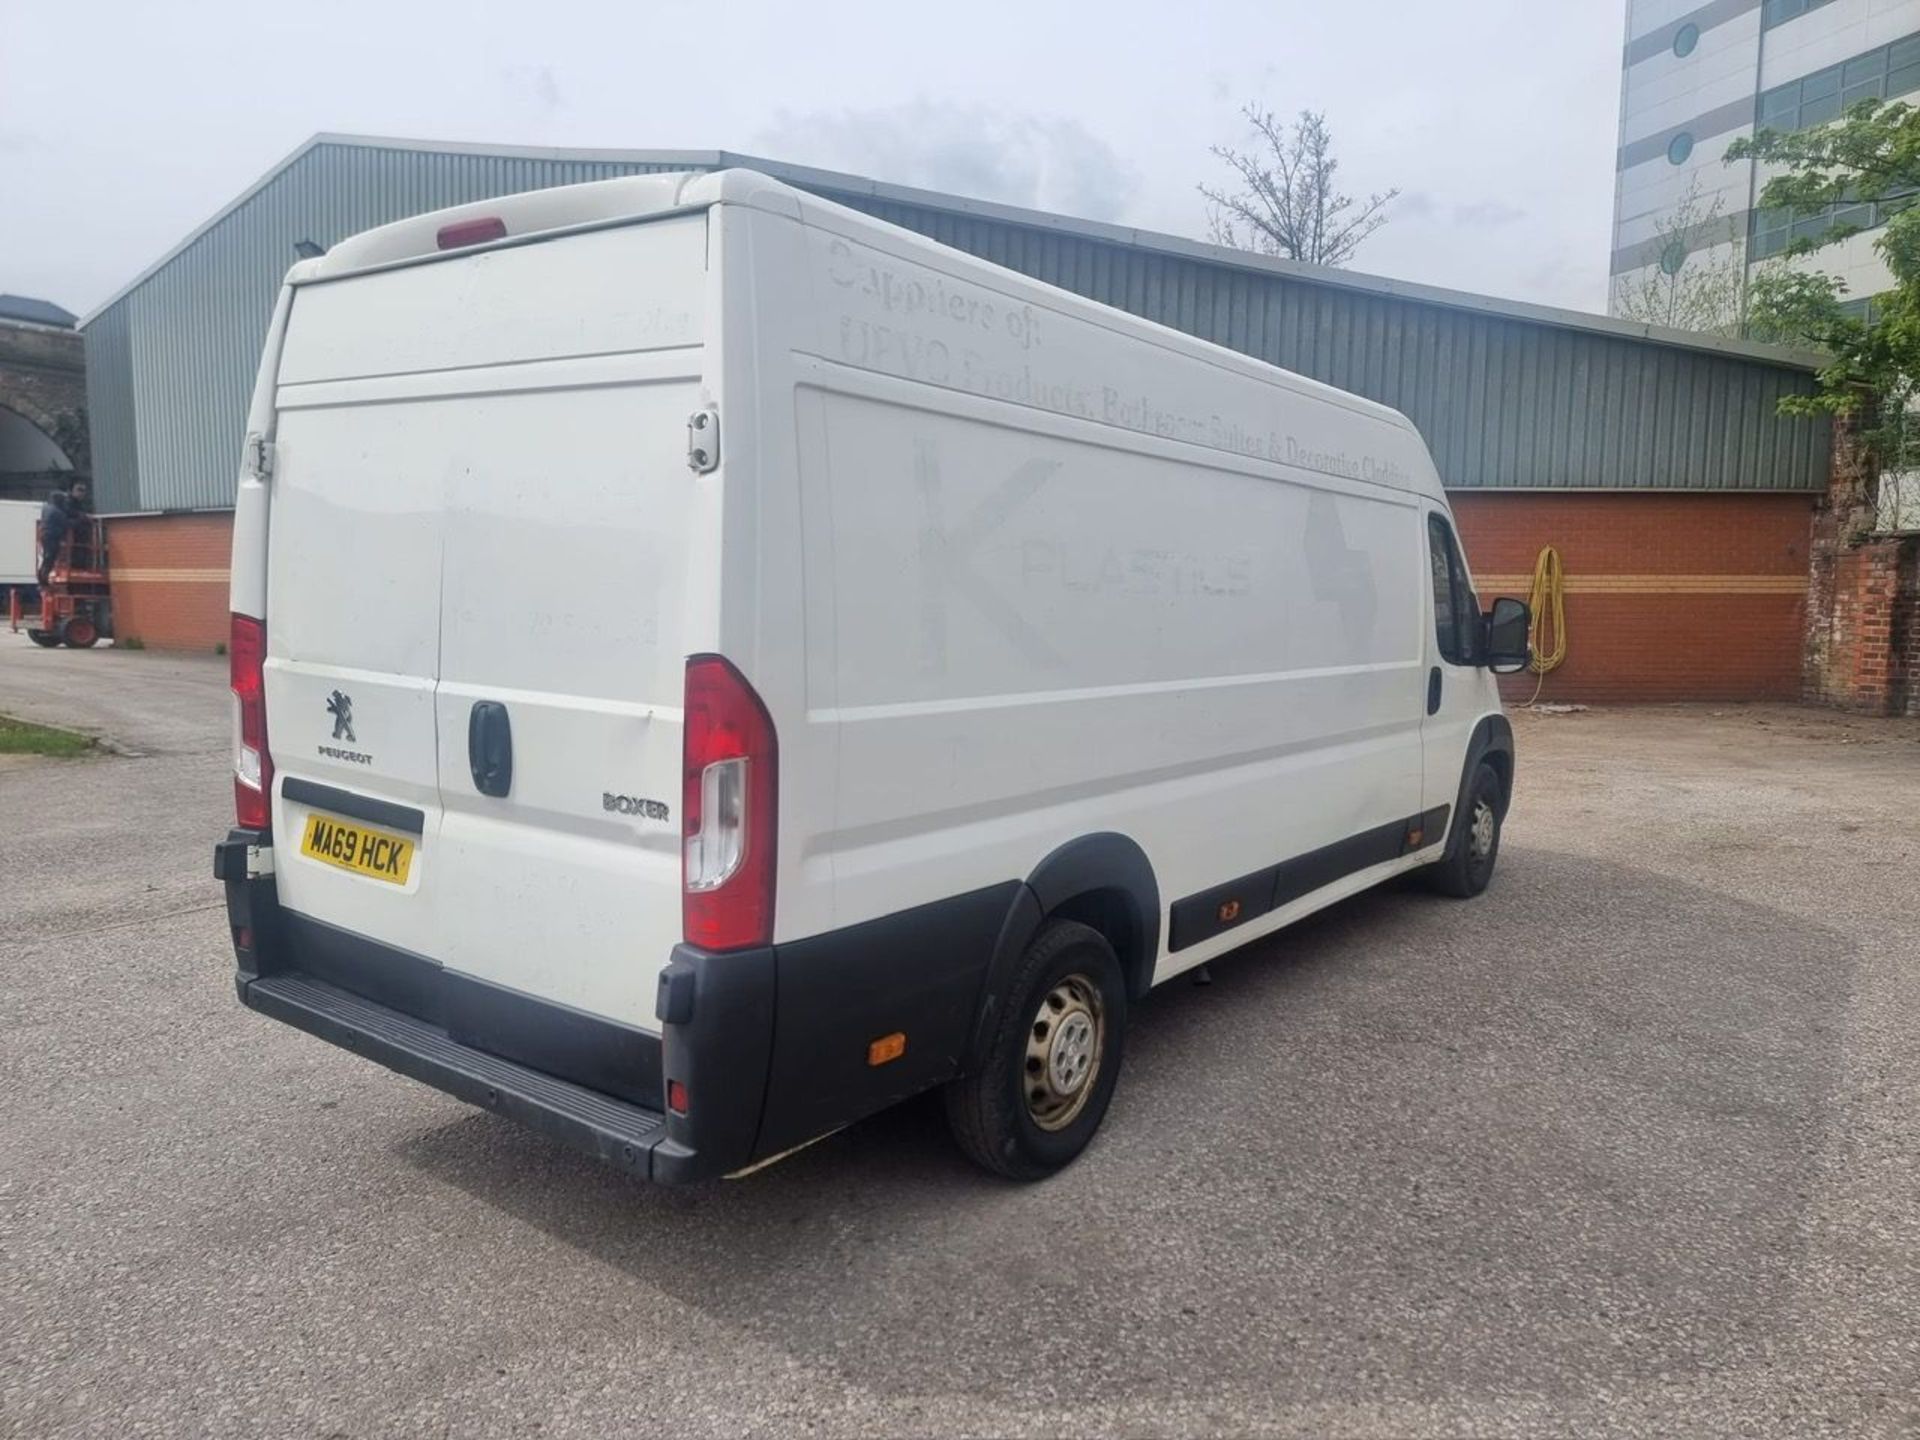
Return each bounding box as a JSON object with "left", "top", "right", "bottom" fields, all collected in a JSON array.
[
  {"left": 83, "top": 141, "right": 1832, "bottom": 513},
  {"left": 78, "top": 299, "right": 136, "bottom": 502},
  {"left": 83, "top": 144, "right": 685, "bottom": 513}
]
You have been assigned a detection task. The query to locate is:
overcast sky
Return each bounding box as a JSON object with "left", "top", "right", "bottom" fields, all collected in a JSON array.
[{"left": 2, "top": 0, "right": 1624, "bottom": 319}]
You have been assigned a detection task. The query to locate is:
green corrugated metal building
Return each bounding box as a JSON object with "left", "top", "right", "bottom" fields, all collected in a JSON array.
[
  {"left": 76, "top": 134, "right": 1835, "bottom": 702},
  {"left": 83, "top": 132, "right": 1830, "bottom": 514}
]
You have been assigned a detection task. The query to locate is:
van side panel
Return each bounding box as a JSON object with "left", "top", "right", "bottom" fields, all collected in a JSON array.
[{"left": 787, "top": 222, "right": 1433, "bottom": 978}]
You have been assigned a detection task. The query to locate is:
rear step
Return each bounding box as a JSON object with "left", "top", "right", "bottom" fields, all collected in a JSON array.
[{"left": 243, "top": 971, "right": 670, "bottom": 1177}]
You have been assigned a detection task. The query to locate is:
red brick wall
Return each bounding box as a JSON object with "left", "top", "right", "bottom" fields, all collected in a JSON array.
[
  {"left": 103, "top": 497, "right": 1827, "bottom": 701},
  {"left": 1895, "top": 541, "right": 1920, "bottom": 717},
  {"left": 1815, "top": 534, "right": 1920, "bottom": 714},
  {"left": 1450, "top": 491, "right": 1815, "bottom": 703},
  {"left": 106, "top": 512, "right": 233, "bottom": 651},
  {"left": 1800, "top": 415, "right": 1920, "bottom": 715}
]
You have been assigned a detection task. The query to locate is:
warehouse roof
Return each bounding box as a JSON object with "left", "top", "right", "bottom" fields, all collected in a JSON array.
[
  {"left": 83, "top": 133, "right": 1824, "bottom": 371},
  {"left": 0, "top": 293, "right": 77, "bottom": 329}
]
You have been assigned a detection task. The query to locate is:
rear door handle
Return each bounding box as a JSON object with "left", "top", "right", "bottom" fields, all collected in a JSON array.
[
  {"left": 468, "top": 700, "right": 513, "bottom": 797},
  {"left": 1427, "top": 666, "right": 1443, "bottom": 716}
]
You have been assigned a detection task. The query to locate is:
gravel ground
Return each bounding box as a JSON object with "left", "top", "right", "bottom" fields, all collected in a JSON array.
[{"left": 3, "top": 632, "right": 1918, "bottom": 1438}]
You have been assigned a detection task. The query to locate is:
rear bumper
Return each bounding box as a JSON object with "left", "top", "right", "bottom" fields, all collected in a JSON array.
[
  {"left": 217, "top": 829, "right": 1018, "bottom": 1184},
  {"left": 218, "top": 829, "right": 738, "bottom": 1184},
  {"left": 241, "top": 968, "right": 685, "bottom": 1180}
]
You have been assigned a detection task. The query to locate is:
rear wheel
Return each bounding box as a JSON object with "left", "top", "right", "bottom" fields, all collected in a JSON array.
[
  {"left": 61, "top": 616, "right": 100, "bottom": 649},
  {"left": 944, "top": 919, "right": 1127, "bottom": 1180},
  {"left": 26, "top": 629, "right": 59, "bottom": 648},
  {"left": 1426, "top": 761, "right": 1504, "bottom": 898}
]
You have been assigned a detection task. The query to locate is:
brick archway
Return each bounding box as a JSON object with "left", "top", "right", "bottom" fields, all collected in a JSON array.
[
  {"left": 0, "top": 317, "right": 87, "bottom": 475},
  {"left": 0, "top": 395, "right": 69, "bottom": 456}
]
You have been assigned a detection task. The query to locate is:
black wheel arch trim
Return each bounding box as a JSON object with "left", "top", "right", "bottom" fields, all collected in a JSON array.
[
  {"left": 1024, "top": 832, "right": 1161, "bottom": 1000},
  {"left": 1447, "top": 715, "right": 1515, "bottom": 858},
  {"left": 962, "top": 833, "right": 1162, "bottom": 1072}
]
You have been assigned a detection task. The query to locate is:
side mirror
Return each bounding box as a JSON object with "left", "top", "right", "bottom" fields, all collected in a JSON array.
[{"left": 1483, "top": 596, "right": 1531, "bottom": 675}]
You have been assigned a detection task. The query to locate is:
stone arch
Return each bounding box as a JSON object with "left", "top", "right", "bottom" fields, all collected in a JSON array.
[
  {"left": 0, "top": 319, "right": 88, "bottom": 483},
  {"left": 0, "top": 388, "right": 67, "bottom": 449},
  {"left": 0, "top": 401, "right": 75, "bottom": 476}
]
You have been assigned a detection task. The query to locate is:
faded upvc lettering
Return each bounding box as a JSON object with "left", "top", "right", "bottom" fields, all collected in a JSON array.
[
  {"left": 827, "top": 238, "right": 1038, "bottom": 350},
  {"left": 822, "top": 234, "right": 1414, "bottom": 487},
  {"left": 1016, "top": 540, "right": 1253, "bottom": 599}
]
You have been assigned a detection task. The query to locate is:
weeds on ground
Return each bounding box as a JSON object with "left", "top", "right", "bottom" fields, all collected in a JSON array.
[
  {"left": 0, "top": 714, "right": 95, "bottom": 757},
  {"left": 117, "top": 636, "right": 145, "bottom": 650}
]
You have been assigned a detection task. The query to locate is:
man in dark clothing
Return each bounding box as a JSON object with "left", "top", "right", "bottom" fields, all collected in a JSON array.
[{"left": 36, "top": 480, "right": 90, "bottom": 586}]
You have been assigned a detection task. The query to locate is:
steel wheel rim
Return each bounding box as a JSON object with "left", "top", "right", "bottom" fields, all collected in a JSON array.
[
  {"left": 1023, "top": 972, "right": 1105, "bottom": 1131},
  {"left": 1469, "top": 798, "right": 1497, "bottom": 861}
]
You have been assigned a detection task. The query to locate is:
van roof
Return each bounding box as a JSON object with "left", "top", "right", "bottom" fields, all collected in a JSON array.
[
  {"left": 295, "top": 167, "right": 1422, "bottom": 439},
  {"left": 298, "top": 170, "right": 720, "bottom": 277}
]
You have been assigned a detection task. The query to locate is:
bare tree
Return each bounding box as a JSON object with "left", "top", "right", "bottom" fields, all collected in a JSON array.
[
  {"left": 1611, "top": 177, "right": 1747, "bottom": 336},
  {"left": 1200, "top": 106, "right": 1398, "bottom": 267}
]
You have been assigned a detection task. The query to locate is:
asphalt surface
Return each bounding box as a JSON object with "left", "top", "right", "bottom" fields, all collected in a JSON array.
[{"left": 4, "top": 630, "right": 1919, "bottom": 1437}]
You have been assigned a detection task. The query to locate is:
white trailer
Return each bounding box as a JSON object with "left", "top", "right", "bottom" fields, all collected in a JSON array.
[{"left": 0, "top": 498, "right": 38, "bottom": 589}]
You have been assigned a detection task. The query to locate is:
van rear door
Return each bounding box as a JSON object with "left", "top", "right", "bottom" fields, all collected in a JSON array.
[
  {"left": 430, "top": 363, "right": 704, "bottom": 1029},
  {"left": 266, "top": 213, "right": 712, "bottom": 1031},
  {"left": 267, "top": 371, "right": 453, "bottom": 965}
]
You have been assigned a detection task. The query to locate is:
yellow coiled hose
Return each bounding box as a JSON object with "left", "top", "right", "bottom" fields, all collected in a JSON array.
[{"left": 1526, "top": 545, "right": 1567, "bottom": 703}]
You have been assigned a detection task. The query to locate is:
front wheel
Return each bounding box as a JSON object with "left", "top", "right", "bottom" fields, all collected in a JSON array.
[
  {"left": 61, "top": 616, "right": 100, "bottom": 649},
  {"left": 26, "top": 628, "right": 60, "bottom": 648},
  {"left": 1426, "top": 761, "right": 1504, "bottom": 898},
  {"left": 944, "top": 919, "right": 1128, "bottom": 1180}
]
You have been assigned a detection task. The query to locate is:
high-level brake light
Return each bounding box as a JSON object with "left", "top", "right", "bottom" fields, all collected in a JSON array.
[{"left": 436, "top": 216, "right": 507, "bottom": 250}]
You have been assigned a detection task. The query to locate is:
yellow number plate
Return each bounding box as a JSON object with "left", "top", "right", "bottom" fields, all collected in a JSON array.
[{"left": 300, "top": 813, "right": 414, "bottom": 885}]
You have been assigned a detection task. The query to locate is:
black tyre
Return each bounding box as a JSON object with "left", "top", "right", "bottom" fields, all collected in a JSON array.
[
  {"left": 26, "top": 629, "right": 59, "bottom": 648},
  {"left": 61, "top": 616, "right": 100, "bottom": 649},
  {"left": 944, "top": 919, "right": 1128, "bottom": 1180},
  {"left": 1426, "top": 761, "right": 1505, "bottom": 898}
]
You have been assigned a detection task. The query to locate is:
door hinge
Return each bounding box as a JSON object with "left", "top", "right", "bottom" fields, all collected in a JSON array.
[
  {"left": 243, "top": 433, "right": 276, "bottom": 481},
  {"left": 687, "top": 407, "right": 720, "bottom": 474}
]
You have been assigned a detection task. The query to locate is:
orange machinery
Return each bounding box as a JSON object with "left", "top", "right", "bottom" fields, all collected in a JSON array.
[{"left": 9, "top": 515, "right": 110, "bottom": 648}]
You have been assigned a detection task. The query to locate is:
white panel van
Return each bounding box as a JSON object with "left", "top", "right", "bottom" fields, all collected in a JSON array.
[{"left": 216, "top": 171, "right": 1531, "bottom": 1182}]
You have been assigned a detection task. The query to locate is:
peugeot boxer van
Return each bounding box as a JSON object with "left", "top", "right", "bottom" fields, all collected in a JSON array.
[{"left": 215, "top": 170, "right": 1531, "bottom": 1183}]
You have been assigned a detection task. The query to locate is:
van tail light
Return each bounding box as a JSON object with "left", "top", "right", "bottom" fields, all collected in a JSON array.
[
  {"left": 230, "top": 613, "right": 273, "bottom": 831},
  {"left": 682, "top": 655, "right": 777, "bottom": 951}
]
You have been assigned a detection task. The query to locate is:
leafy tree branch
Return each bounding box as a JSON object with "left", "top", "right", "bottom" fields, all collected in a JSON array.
[{"left": 1727, "top": 100, "right": 1920, "bottom": 472}]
